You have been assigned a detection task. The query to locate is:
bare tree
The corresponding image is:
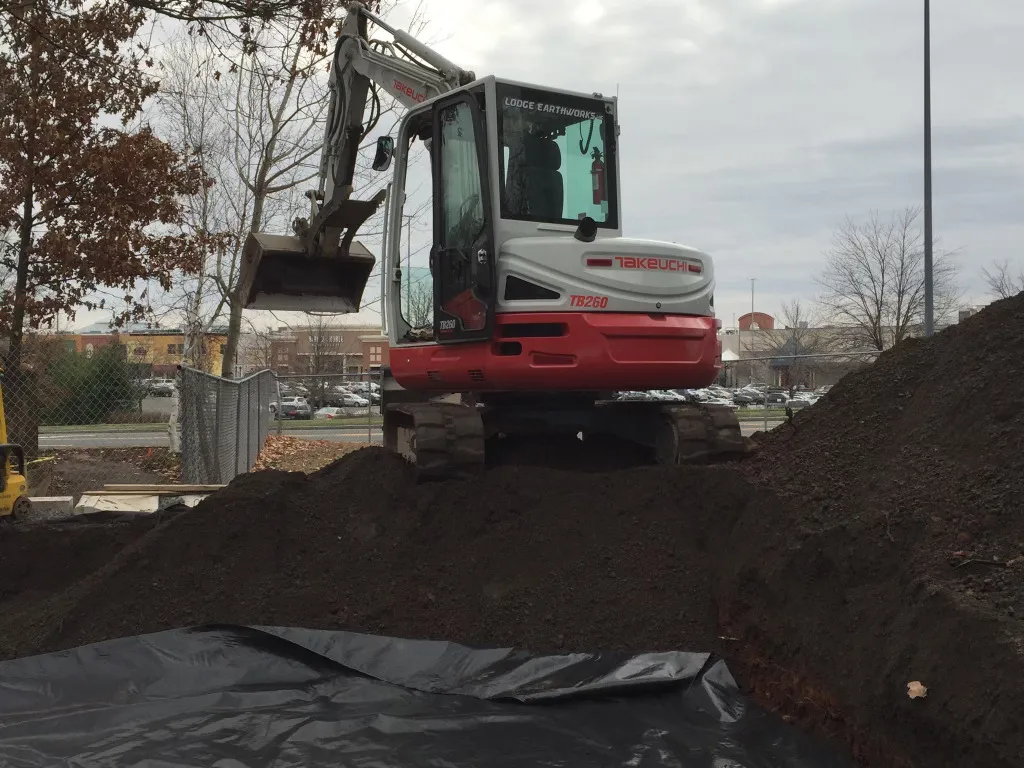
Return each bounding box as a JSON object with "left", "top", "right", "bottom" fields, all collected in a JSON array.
[
  {"left": 406, "top": 273, "right": 433, "bottom": 327},
  {"left": 765, "top": 300, "right": 845, "bottom": 394},
  {"left": 815, "top": 206, "right": 962, "bottom": 350},
  {"left": 299, "top": 313, "right": 347, "bottom": 405},
  {"left": 238, "top": 324, "right": 275, "bottom": 372},
  {"left": 980, "top": 260, "right": 1024, "bottom": 300},
  {"left": 154, "top": 2, "right": 431, "bottom": 377}
]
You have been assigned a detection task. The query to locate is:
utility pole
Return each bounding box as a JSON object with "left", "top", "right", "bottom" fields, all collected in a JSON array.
[
  {"left": 749, "top": 278, "right": 756, "bottom": 384},
  {"left": 923, "top": 0, "right": 934, "bottom": 336}
]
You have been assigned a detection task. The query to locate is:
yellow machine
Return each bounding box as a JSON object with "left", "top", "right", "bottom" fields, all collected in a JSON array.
[{"left": 0, "top": 370, "right": 30, "bottom": 519}]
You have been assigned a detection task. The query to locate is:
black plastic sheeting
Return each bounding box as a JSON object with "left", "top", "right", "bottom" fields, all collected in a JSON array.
[{"left": 0, "top": 625, "right": 853, "bottom": 767}]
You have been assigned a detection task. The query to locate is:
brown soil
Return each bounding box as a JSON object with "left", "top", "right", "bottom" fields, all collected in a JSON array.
[
  {"left": 0, "top": 452, "right": 744, "bottom": 660},
  {"left": 728, "top": 294, "right": 1024, "bottom": 767},
  {"left": 0, "top": 520, "right": 157, "bottom": 615},
  {"left": 42, "top": 447, "right": 181, "bottom": 506},
  {"left": 2, "top": 293, "right": 1023, "bottom": 768}
]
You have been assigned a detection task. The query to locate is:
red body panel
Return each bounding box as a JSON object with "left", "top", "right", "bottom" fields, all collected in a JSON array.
[{"left": 390, "top": 312, "right": 723, "bottom": 392}]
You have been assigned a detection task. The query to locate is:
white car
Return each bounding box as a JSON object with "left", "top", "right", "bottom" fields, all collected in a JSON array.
[
  {"left": 270, "top": 395, "right": 308, "bottom": 413},
  {"left": 340, "top": 393, "right": 370, "bottom": 407},
  {"left": 314, "top": 407, "right": 345, "bottom": 419}
]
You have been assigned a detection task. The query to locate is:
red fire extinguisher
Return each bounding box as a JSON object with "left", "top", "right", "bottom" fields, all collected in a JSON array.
[{"left": 591, "top": 147, "right": 606, "bottom": 206}]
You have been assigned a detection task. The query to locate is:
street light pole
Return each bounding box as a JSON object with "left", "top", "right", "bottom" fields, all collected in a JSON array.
[
  {"left": 923, "top": 0, "right": 934, "bottom": 336},
  {"left": 749, "top": 278, "right": 756, "bottom": 384}
]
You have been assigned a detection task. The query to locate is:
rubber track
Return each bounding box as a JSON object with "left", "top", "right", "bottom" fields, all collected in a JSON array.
[
  {"left": 388, "top": 402, "right": 485, "bottom": 482},
  {"left": 660, "top": 403, "right": 748, "bottom": 464}
]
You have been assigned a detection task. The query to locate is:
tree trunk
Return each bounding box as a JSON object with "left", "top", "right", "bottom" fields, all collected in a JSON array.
[
  {"left": 10, "top": 182, "right": 34, "bottom": 361},
  {"left": 220, "top": 291, "right": 243, "bottom": 377}
]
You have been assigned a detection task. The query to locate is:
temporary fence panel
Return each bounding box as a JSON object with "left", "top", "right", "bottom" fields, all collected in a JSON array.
[{"left": 179, "top": 367, "right": 279, "bottom": 484}]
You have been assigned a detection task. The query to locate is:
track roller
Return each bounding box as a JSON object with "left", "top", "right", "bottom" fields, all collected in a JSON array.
[
  {"left": 654, "top": 403, "right": 748, "bottom": 465},
  {"left": 383, "top": 402, "right": 485, "bottom": 482}
]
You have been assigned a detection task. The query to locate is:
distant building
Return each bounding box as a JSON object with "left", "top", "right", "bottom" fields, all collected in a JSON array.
[
  {"left": 58, "top": 323, "right": 228, "bottom": 376},
  {"left": 737, "top": 312, "right": 775, "bottom": 331},
  {"left": 266, "top": 323, "right": 386, "bottom": 376}
]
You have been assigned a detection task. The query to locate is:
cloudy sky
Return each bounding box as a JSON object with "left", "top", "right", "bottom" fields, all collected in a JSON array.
[{"left": 369, "top": 0, "right": 1022, "bottom": 329}]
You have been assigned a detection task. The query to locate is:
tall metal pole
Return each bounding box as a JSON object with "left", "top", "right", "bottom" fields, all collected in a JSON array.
[
  {"left": 749, "top": 278, "right": 756, "bottom": 384},
  {"left": 923, "top": 0, "right": 934, "bottom": 336}
]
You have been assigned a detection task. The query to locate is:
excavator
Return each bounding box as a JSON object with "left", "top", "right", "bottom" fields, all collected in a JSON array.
[{"left": 239, "top": 1, "right": 747, "bottom": 480}]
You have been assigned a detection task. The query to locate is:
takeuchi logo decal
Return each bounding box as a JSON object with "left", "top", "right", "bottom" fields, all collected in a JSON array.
[{"left": 614, "top": 256, "right": 702, "bottom": 273}]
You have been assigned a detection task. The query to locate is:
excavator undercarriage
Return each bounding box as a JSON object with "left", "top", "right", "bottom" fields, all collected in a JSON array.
[{"left": 381, "top": 369, "right": 750, "bottom": 482}]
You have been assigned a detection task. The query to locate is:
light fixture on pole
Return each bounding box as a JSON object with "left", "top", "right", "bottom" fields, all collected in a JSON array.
[{"left": 923, "top": 0, "right": 934, "bottom": 336}]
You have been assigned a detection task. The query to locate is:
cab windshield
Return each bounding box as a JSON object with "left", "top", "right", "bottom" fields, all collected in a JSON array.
[{"left": 496, "top": 82, "right": 618, "bottom": 228}]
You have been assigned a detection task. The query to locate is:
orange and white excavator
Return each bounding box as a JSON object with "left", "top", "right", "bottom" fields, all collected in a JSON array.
[{"left": 238, "top": 1, "right": 746, "bottom": 479}]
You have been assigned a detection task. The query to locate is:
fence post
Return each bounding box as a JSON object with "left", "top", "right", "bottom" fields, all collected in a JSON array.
[
  {"left": 366, "top": 370, "right": 372, "bottom": 444},
  {"left": 275, "top": 373, "right": 283, "bottom": 436},
  {"left": 234, "top": 379, "right": 243, "bottom": 477}
]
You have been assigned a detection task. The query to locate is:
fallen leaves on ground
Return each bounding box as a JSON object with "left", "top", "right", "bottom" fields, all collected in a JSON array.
[{"left": 253, "top": 435, "right": 370, "bottom": 473}]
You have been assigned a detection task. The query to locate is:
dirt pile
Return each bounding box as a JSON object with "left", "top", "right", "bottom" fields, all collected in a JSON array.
[
  {"left": 728, "top": 292, "right": 1024, "bottom": 768},
  {"left": 2, "top": 294, "right": 1023, "bottom": 767},
  {"left": 0, "top": 520, "right": 158, "bottom": 614},
  {"left": 0, "top": 450, "right": 758, "bottom": 662}
]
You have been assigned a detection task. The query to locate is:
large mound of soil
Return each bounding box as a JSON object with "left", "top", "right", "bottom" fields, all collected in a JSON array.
[
  {"left": 0, "top": 452, "right": 751, "bottom": 658},
  {"left": 0, "top": 520, "right": 157, "bottom": 614},
  {"left": 730, "top": 293, "right": 1024, "bottom": 768},
  {"left": 2, "top": 293, "right": 1023, "bottom": 768}
]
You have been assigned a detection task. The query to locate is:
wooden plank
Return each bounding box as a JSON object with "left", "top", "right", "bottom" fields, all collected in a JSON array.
[
  {"left": 102, "top": 484, "right": 224, "bottom": 492},
  {"left": 86, "top": 493, "right": 214, "bottom": 499}
]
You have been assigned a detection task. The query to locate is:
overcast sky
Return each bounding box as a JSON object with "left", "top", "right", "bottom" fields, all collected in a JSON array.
[
  {"left": 65, "top": 0, "right": 1023, "bottom": 333},
  {"left": 374, "top": 0, "right": 1023, "bottom": 329}
]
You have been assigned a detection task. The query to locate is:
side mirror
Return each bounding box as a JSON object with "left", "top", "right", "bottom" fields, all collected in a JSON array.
[
  {"left": 574, "top": 216, "right": 597, "bottom": 243},
  {"left": 372, "top": 136, "right": 395, "bottom": 172}
]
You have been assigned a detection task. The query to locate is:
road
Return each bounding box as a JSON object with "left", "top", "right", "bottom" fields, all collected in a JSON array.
[{"left": 40, "top": 421, "right": 778, "bottom": 449}]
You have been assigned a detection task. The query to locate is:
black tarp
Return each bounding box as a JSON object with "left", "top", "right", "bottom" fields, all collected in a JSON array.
[{"left": 0, "top": 625, "right": 852, "bottom": 767}]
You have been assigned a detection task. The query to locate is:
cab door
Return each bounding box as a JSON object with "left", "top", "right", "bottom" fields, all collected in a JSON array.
[{"left": 431, "top": 91, "right": 496, "bottom": 343}]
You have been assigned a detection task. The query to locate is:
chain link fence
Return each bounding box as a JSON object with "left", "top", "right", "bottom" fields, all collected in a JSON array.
[
  {"left": 273, "top": 371, "right": 380, "bottom": 440},
  {"left": 1, "top": 342, "right": 193, "bottom": 504},
  {"left": 178, "top": 367, "right": 279, "bottom": 484}
]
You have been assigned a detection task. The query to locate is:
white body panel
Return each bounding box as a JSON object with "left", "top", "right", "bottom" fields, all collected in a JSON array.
[{"left": 495, "top": 236, "right": 713, "bottom": 316}]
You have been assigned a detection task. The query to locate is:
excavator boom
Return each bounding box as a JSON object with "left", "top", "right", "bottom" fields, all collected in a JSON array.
[{"left": 238, "top": 1, "right": 474, "bottom": 312}]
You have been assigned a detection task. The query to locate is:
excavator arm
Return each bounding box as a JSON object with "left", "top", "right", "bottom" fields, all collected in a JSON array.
[{"left": 238, "top": 0, "right": 475, "bottom": 312}]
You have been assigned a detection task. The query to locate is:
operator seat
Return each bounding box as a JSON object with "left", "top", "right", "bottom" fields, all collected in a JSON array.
[{"left": 506, "top": 136, "right": 563, "bottom": 219}]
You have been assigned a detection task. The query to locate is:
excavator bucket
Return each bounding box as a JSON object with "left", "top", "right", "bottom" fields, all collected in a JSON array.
[{"left": 238, "top": 232, "right": 376, "bottom": 313}]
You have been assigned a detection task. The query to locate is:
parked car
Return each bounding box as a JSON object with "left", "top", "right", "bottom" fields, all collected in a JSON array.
[
  {"left": 279, "top": 401, "right": 313, "bottom": 420},
  {"left": 670, "top": 389, "right": 701, "bottom": 403},
  {"left": 765, "top": 392, "right": 789, "bottom": 407},
  {"left": 314, "top": 407, "right": 345, "bottom": 419},
  {"left": 340, "top": 393, "right": 370, "bottom": 407},
  {"left": 148, "top": 379, "right": 175, "bottom": 397},
  {"left": 271, "top": 396, "right": 311, "bottom": 418}
]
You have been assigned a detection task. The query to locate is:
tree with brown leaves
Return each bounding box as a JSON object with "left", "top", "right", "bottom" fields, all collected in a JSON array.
[{"left": 0, "top": 0, "right": 210, "bottom": 359}]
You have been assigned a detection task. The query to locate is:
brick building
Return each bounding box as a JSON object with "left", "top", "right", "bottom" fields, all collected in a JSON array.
[{"left": 267, "top": 324, "right": 388, "bottom": 375}]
